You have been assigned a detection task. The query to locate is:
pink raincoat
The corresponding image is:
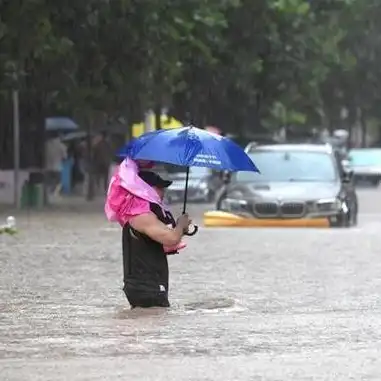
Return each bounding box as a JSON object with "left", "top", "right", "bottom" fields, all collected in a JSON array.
[{"left": 105, "top": 158, "right": 186, "bottom": 253}]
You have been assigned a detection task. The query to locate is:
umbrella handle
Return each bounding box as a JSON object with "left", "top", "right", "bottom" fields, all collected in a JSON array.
[{"left": 184, "top": 224, "right": 198, "bottom": 236}]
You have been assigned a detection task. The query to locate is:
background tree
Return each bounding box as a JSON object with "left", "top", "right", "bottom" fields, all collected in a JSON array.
[{"left": 1, "top": 0, "right": 380, "bottom": 175}]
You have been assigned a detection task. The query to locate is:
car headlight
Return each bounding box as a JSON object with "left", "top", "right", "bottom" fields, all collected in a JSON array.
[{"left": 316, "top": 198, "right": 341, "bottom": 212}]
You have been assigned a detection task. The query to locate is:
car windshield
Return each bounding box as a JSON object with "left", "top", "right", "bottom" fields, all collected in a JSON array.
[
  {"left": 349, "top": 149, "right": 381, "bottom": 166},
  {"left": 236, "top": 150, "right": 337, "bottom": 183}
]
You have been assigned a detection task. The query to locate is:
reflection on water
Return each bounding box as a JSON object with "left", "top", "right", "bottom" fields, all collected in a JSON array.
[{"left": 1, "top": 209, "right": 381, "bottom": 380}]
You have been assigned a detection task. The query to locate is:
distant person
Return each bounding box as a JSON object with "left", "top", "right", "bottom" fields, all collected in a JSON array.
[
  {"left": 122, "top": 171, "right": 191, "bottom": 309},
  {"left": 92, "top": 132, "right": 112, "bottom": 194},
  {"left": 45, "top": 133, "right": 67, "bottom": 193}
]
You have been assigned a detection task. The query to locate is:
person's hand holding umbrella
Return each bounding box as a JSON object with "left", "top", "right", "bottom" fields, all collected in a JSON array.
[{"left": 177, "top": 213, "right": 192, "bottom": 233}]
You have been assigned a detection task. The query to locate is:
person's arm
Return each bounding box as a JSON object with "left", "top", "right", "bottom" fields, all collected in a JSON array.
[{"left": 129, "top": 212, "right": 185, "bottom": 247}]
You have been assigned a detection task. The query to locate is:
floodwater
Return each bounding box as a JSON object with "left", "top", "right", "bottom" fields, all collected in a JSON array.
[{"left": 1, "top": 190, "right": 381, "bottom": 381}]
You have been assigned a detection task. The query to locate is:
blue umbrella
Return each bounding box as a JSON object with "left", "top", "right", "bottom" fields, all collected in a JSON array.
[
  {"left": 120, "top": 126, "right": 259, "bottom": 171},
  {"left": 118, "top": 126, "right": 260, "bottom": 225}
]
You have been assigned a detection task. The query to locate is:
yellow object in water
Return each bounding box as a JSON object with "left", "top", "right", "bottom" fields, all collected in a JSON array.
[
  {"left": 132, "top": 114, "right": 183, "bottom": 138},
  {"left": 203, "top": 211, "right": 330, "bottom": 228}
]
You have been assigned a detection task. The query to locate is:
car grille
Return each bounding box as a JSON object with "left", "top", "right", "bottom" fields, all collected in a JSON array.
[
  {"left": 280, "top": 202, "right": 305, "bottom": 217},
  {"left": 254, "top": 202, "right": 278, "bottom": 217},
  {"left": 253, "top": 201, "right": 306, "bottom": 218}
]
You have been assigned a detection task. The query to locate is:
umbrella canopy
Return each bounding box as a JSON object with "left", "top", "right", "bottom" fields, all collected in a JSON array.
[
  {"left": 118, "top": 126, "right": 260, "bottom": 217},
  {"left": 45, "top": 117, "right": 78, "bottom": 131},
  {"left": 119, "top": 126, "right": 259, "bottom": 172}
]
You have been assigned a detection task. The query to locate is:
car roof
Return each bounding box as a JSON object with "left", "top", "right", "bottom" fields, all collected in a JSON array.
[{"left": 245, "top": 143, "right": 334, "bottom": 154}]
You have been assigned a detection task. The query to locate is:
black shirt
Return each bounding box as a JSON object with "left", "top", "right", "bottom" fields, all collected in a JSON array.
[{"left": 122, "top": 203, "right": 177, "bottom": 296}]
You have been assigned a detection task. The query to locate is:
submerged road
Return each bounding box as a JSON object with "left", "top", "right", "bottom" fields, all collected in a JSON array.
[{"left": 1, "top": 188, "right": 381, "bottom": 381}]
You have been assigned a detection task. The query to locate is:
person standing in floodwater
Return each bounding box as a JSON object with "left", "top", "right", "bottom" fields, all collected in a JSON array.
[{"left": 122, "top": 171, "right": 191, "bottom": 308}]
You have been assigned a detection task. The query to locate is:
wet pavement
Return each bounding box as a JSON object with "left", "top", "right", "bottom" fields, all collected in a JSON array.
[{"left": 1, "top": 189, "right": 381, "bottom": 380}]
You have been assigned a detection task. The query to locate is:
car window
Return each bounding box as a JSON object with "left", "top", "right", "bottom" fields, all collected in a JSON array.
[
  {"left": 236, "top": 150, "right": 337, "bottom": 182},
  {"left": 349, "top": 149, "right": 381, "bottom": 166}
]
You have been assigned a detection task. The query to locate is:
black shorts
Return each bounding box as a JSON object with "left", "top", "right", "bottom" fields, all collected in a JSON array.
[{"left": 124, "top": 288, "right": 170, "bottom": 309}]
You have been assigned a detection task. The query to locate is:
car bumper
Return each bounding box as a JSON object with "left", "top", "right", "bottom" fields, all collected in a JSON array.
[{"left": 203, "top": 211, "right": 330, "bottom": 228}]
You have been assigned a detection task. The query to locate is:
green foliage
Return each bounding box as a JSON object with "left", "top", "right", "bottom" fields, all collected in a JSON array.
[
  {"left": 0, "top": 0, "right": 379, "bottom": 134},
  {"left": 0, "top": 226, "right": 17, "bottom": 235}
]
